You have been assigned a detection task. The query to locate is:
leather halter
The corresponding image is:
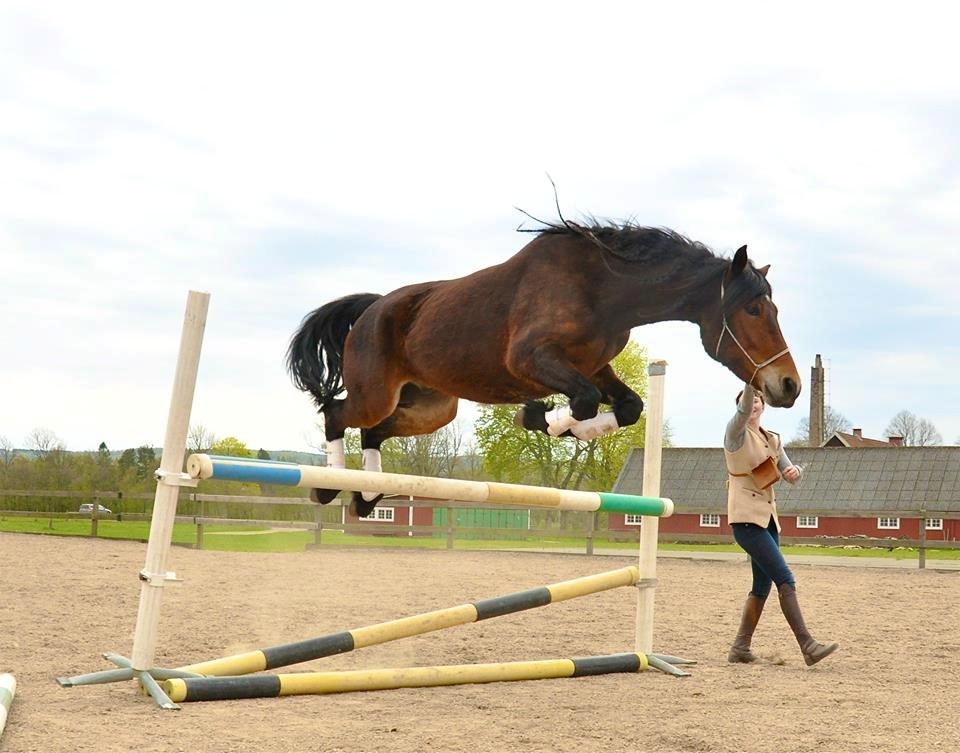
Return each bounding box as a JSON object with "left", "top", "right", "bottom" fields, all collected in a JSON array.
[{"left": 715, "top": 280, "right": 791, "bottom": 388}]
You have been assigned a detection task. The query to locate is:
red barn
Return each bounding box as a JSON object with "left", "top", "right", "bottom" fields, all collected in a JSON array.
[{"left": 610, "top": 446, "right": 960, "bottom": 541}]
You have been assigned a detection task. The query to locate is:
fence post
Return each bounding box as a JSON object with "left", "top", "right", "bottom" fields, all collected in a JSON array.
[
  {"left": 585, "top": 511, "right": 596, "bottom": 555},
  {"left": 195, "top": 495, "right": 204, "bottom": 550},
  {"left": 313, "top": 503, "right": 323, "bottom": 548},
  {"left": 91, "top": 493, "right": 100, "bottom": 538},
  {"left": 918, "top": 511, "right": 926, "bottom": 570},
  {"left": 446, "top": 506, "right": 454, "bottom": 550}
]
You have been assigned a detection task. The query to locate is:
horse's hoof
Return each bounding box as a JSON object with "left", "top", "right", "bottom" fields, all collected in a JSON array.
[
  {"left": 310, "top": 488, "right": 340, "bottom": 505},
  {"left": 350, "top": 491, "right": 383, "bottom": 518},
  {"left": 515, "top": 401, "right": 550, "bottom": 433}
]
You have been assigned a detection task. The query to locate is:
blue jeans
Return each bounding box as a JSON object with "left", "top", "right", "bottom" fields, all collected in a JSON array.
[{"left": 731, "top": 519, "right": 795, "bottom": 598}]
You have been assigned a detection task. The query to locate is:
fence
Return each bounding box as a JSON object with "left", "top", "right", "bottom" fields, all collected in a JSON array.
[{"left": 2, "top": 488, "right": 958, "bottom": 567}]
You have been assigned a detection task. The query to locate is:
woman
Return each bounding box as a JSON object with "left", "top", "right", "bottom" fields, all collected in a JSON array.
[{"left": 725, "top": 383, "right": 838, "bottom": 666}]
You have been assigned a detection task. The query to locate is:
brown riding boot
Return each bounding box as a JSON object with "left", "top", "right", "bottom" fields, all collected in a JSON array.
[
  {"left": 777, "top": 583, "right": 839, "bottom": 666},
  {"left": 728, "top": 593, "right": 767, "bottom": 663}
]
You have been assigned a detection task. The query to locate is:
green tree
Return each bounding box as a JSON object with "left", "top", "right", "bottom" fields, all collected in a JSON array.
[
  {"left": 118, "top": 448, "right": 137, "bottom": 477},
  {"left": 475, "top": 341, "right": 669, "bottom": 493},
  {"left": 135, "top": 445, "right": 157, "bottom": 480},
  {"left": 210, "top": 436, "right": 253, "bottom": 458},
  {"left": 257, "top": 448, "right": 271, "bottom": 460}
]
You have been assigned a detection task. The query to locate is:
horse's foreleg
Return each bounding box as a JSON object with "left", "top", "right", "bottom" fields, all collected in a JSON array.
[
  {"left": 511, "top": 346, "right": 603, "bottom": 435},
  {"left": 561, "top": 365, "right": 643, "bottom": 440},
  {"left": 591, "top": 364, "right": 644, "bottom": 427}
]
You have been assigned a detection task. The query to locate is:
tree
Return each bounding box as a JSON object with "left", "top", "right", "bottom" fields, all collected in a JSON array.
[
  {"left": 135, "top": 445, "right": 158, "bottom": 479},
  {"left": 257, "top": 448, "right": 271, "bottom": 460},
  {"left": 884, "top": 410, "right": 942, "bottom": 446},
  {"left": 25, "top": 427, "right": 63, "bottom": 459},
  {"left": 789, "top": 406, "right": 851, "bottom": 447},
  {"left": 187, "top": 424, "right": 216, "bottom": 453},
  {"left": 210, "top": 436, "right": 253, "bottom": 457},
  {"left": 475, "top": 341, "right": 669, "bottom": 494}
]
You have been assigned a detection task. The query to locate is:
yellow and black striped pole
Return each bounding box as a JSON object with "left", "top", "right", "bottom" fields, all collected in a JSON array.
[
  {"left": 164, "top": 653, "right": 649, "bottom": 702},
  {"left": 179, "top": 566, "right": 639, "bottom": 677}
]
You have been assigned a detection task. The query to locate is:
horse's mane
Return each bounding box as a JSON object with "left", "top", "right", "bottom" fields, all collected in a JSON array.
[{"left": 520, "top": 216, "right": 771, "bottom": 311}]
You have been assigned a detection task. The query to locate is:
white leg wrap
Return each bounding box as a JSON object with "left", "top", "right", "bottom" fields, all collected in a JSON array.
[
  {"left": 570, "top": 411, "right": 620, "bottom": 441},
  {"left": 545, "top": 405, "right": 579, "bottom": 437},
  {"left": 326, "top": 438, "right": 345, "bottom": 469},
  {"left": 362, "top": 448, "right": 382, "bottom": 501}
]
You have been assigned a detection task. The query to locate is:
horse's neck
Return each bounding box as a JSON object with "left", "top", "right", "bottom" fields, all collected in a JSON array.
[{"left": 599, "top": 255, "right": 725, "bottom": 329}]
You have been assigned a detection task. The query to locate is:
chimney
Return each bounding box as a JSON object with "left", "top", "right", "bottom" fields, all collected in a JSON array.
[
  {"left": 809, "top": 354, "right": 825, "bottom": 446},
  {"left": 888, "top": 436, "right": 904, "bottom": 447},
  {"left": 853, "top": 428, "right": 862, "bottom": 438}
]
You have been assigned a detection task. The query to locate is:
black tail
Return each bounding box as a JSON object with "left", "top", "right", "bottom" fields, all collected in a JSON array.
[{"left": 286, "top": 293, "right": 381, "bottom": 412}]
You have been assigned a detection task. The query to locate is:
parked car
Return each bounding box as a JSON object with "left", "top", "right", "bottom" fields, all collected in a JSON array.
[{"left": 78, "top": 503, "right": 112, "bottom": 515}]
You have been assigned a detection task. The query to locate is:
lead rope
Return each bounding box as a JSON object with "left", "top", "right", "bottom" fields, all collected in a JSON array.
[{"left": 715, "top": 280, "right": 791, "bottom": 388}]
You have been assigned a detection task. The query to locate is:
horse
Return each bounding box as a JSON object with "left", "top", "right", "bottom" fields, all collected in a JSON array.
[{"left": 287, "top": 221, "right": 800, "bottom": 517}]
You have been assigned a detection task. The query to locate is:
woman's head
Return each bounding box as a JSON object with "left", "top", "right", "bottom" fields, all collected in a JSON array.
[{"left": 736, "top": 390, "right": 765, "bottom": 422}]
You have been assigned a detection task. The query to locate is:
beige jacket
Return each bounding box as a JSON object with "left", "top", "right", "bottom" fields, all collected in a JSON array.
[{"left": 724, "top": 424, "right": 782, "bottom": 531}]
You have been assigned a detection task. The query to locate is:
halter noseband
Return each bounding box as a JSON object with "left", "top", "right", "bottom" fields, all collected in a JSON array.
[{"left": 715, "top": 280, "right": 791, "bottom": 389}]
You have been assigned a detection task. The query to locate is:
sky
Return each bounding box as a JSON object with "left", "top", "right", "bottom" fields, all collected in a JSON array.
[{"left": 2, "top": 2, "right": 959, "bottom": 456}]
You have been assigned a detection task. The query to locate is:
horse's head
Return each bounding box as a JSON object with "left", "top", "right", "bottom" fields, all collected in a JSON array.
[{"left": 702, "top": 245, "right": 800, "bottom": 408}]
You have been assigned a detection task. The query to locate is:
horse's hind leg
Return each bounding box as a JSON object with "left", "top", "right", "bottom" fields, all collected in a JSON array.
[
  {"left": 309, "top": 377, "right": 405, "bottom": 505},
  {"left": 350, "top": 384, "right": 458, "bottom": 518}
]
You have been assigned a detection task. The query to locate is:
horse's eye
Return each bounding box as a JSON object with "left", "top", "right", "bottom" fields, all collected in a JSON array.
[{"left": 746, "top": 303, "right": 762, "bottom": 317}]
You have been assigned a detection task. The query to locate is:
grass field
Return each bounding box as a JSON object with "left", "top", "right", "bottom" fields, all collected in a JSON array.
[{"left": 2, "top": 515, "right": 957, "bottom": 560}]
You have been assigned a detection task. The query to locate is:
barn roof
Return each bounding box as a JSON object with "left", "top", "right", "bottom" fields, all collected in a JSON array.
[{"left": 614, "top": 446, "right": 960, "bottom": 515}]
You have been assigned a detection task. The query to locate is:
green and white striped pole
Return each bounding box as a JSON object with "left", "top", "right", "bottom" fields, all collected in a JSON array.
[{"left": 0, "top": 673, "right": 15, "bottom": 740}]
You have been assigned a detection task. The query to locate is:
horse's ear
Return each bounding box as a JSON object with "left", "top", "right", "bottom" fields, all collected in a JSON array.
[
  {"left": 730, "top": 245, "right": 749, "bottom": 277},
  {"left": 757, "top": 264, "right": 770, "bottom": 277}
]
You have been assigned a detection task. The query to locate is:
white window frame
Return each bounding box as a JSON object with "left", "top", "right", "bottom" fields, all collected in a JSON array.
[
  {"left": 624, "top": 514, "right": 643, "bottom": 526},
  {"left": 359, "top": 506, "right": 395, "bottom": 522},
  {"left": 877, "top": 517, "right": 900, "bottom": 530},
  {"left": 925, "top": 518, "right": 943, "bottom": 531},
  {"left": 699, "top": 513, "right": 721, "bottom": 528},
  {"left": 796, "top": 515, "right": 819, "bottom": 529}
]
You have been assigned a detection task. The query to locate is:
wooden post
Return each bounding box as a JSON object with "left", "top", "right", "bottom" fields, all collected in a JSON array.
[
  {"left": 636, "top": 359, "right": 666, "bottom": 655},
  {"left": 585, "top": 511, "right": 596, "bottom": 555},
  {"left": 195, "top": 495, "right": 204, "bottom": 550},
  {"left": 91, "top": 493, "right": 100, "bottom": 538},
  {"left": 918, "top": 511, "right": 927, "bottom": 570},
  {"left": 130, "top": 291, "right": 209, "bottom": 671},
  {"left": 313, "top": 503, "right": 323, "bottom": 548}
]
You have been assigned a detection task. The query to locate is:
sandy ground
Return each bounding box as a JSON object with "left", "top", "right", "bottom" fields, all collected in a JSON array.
[{"left": 1, "top": 532, "right": 958, "bottom": 753}]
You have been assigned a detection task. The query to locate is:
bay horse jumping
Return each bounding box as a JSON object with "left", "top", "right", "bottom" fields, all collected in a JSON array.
[{"left": 287, "top": 221, "right": 800, "bottom": 516}]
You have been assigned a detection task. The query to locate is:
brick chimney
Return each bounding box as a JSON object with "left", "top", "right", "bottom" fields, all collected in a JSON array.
[
  {"left": 888, "top": 436, "right": 904, "bottom": 447},
  {"left": 853, "top": 428, "right": 863, "bottom": 438},
  {"left": 809, "top": 354, "right": 825, "bottom": 446}
]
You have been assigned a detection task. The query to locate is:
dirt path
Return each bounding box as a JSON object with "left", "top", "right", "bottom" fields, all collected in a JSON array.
[{"left": 1, "top": 532, "right": 958, "bottom": 753}]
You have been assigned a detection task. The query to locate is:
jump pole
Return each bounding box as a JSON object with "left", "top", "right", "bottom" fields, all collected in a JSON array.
[
  {"left": 636, "top": 360, "right": 666, "bottom": 656},
  {"left": 56, "top": 290, "right": 210, "bottom": 709},
  {"left": 162, "top": 653, "right": 650, "bottom": 703},
  {"left": 186, "top": 455, "right": 674, "bottom": 517},
  {"left": 176, "top": 566, "right": 641, "bottom": 677},
  {"left": 0, "top": 673, "right": 15, "bottom": 741}
]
